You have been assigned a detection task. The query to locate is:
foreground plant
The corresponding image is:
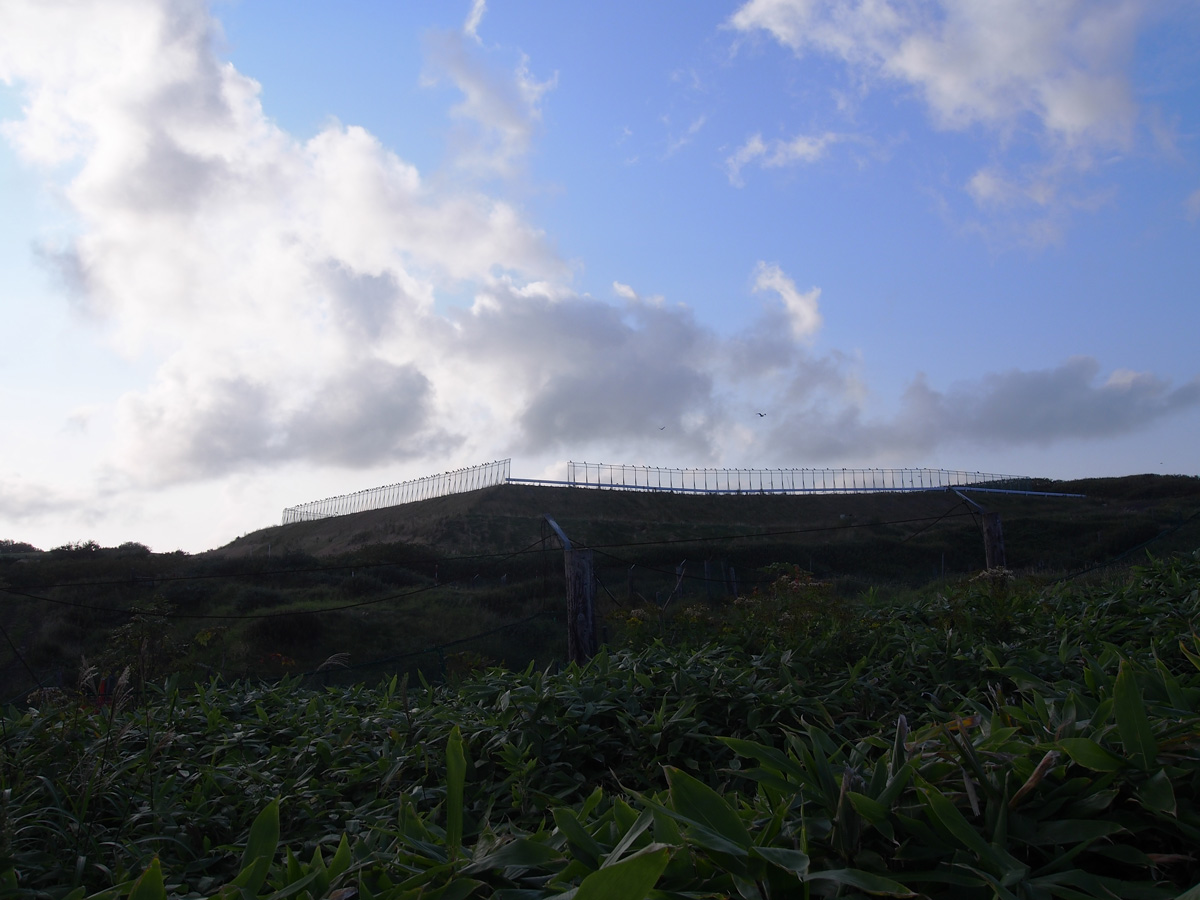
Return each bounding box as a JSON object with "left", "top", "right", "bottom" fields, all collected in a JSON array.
[{"left": 2, "top": 552, "right": 1200, "bottom": 897}]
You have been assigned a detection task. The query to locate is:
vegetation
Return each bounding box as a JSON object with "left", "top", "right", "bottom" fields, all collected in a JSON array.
[
  {"left": 3, "top": 550, "right": 1200, "bottom": 898},
  {"left": 3, "top": 475, "right": 1199, "bottom": 702}
]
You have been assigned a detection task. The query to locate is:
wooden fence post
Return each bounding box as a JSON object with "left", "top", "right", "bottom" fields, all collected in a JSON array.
[
  {"left": 543, "top": 514, "right": 597, "bottom": 665},
  {"left": 953, "top": 489, "right": 1007, "bottom": 570},
  {"left": 981, "top": 511, "right": 1006, "bottom": 570},
  {"left": 564, "top": 547, "right": 597, "bottom": 665}
]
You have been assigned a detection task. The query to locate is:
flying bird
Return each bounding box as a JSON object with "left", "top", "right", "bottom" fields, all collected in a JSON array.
[{"left": 756, "top": 411, "right": 766, "bottom": 417}]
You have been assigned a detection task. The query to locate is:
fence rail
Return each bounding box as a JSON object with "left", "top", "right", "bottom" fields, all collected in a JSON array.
[
  {"left": 560, "top": 462, "right": 1030, "bottom": 495},
  {"left": 281, "top": 459, "right": 511, "bottom": 523}
]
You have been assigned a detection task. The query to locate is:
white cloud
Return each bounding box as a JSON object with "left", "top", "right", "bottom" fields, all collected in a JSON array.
[
  {"left": 0, "top": 0, "right": 1195, "bottom": 537},
  {"left": 424, "top": 27, "right": 557, "bottom": 178},
  {"left": 0, "top": 477, "right": 85, "bottom": 523},
  {"left": 758, "top": 357, "right": 1200, "bottom": 460},
  {"left": 612, "top": 281, "right": 638, "bottom": 300},
  {"left": 729, "top": 0, "right": 1144, "bottom": 150},
  {"left": 464, "top": 0, "right": 487, "bottom": 43},
  {"left": 725, "top": 135, "right": 765, "bottom": 187},
  {"left": 665, "top": 114, "right": 708, "bottom": 156},
  {"left": 0, "top": 0, "right": 561, "bottom": 485},
  {"left": 751, "top": 262, "right": 822, "bottom": 341},
  {"left": 727, "top": 0, "right": 1158, "bottom": 235},
  {"left": 725, "top": 130, "right": 844, "bottom": 185},
  {"left": 966, "top": 165, "right": 1058, "bottom": 208}
]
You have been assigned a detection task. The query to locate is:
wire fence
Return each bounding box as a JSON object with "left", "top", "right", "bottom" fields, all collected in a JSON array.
[
  {"left": 561, "top": 462, "right": 1030, "bottom": 495},
  {"left": 281, "top": 459, "right": 1033, "bottom": 525},
  {"left": 282, "top": 459, "right": 511, "bottom": 523}
]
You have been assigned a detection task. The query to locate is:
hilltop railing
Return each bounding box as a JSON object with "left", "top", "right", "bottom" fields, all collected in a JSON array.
[
  {"left": 281, "top": 459, "right": 511, "bottom": 523},
  {"left": 550, "top": 462, "right": 1030, "bottom": 495}
]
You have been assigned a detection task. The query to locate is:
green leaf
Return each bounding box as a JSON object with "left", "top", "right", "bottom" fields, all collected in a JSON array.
[
  {"left": 919, "top": 784, "right": 992, "bottom": 860},
  {"left": 262, "top": 870, "right": 322, "bottom": 900},
  {"left": 242, "top": 798, "right": 281, "bottom": 870},
  {"left": 876, "top": 763, "right": 914, "bottom": 808},
  {"left": 1137, "top": 768, "right": 1177, "bottom": 816},
  {"left": 846, "top": 791, "right": 890, "bottom": 825},
  {"left": 1114, "top": 659, "right": 1157, "bottom": 770},
  {"left": 431, "top": 877, "right": 487, "bottom": 900},
  {"left": 465, "top": 837, "right": 563, "bottom": 874},
  {"left": 805, "top": 867, "right": 917, "bottom": 897},
  {"left": 751, "top": 845, "right": 810, "bottom": 876},
  {"left": 285, "top": 847, "right": 303, "bottom": 885},
  {"left": 446, "top": 725, "right": 467, "bottom": 859},
  {"left": 331, "top": 833, "right": 353, "bottom": 878},
  {"left": 918, "top": 782, "right": 1026, "bottom": 883},
  {"left": 235, "top": 798, "right": 280, "bottom": 895},
  {"left": 1057, "top": 738, "right": 1125, "bottom": 772},
  {"left": 605, "top": 808, "right": 654, "bottom": 866},
  {"left": 890, "top": 714, "right": 909, "bottom": 779},
  {"left": 665, "top": 766, "right": 752, "bottom": 853},
  {"left": 127, "top": 857, "right": 166, "bottom": 900},
  {"left": 553, "top": 807, "right": 604, "bottom": 869},
  {"left": 1179, "top": 638, "right": 1200, "bottom": 674},
  {"left": 719, "top": 736, "right": 810, "bottom": 784},
  {"left": 573, "top": 845, "right": 670, "bottom": 900},
  {"left": 637, "top": 791, "right": 744, "bottom": 857},
  {"left": 1025, "top": 819, "right": 1123, "bottom": 846},
  {"left": 307, "top": 843, "right": 330, "bottom": 897}
]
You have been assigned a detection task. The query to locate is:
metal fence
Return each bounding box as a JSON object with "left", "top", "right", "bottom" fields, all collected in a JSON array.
[
  {"left": 282, "top": 459, "right": 1033, "bottom": 523},
  {"left": 562, "top": 462, "right": 1029, "bottom": 495},
  {"left": 281, "top": 459, "right": 512, "bottom": 523}
]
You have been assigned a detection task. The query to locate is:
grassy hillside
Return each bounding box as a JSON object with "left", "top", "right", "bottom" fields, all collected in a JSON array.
[
  {"left": 2, "top": 475, "right": 1199, "bottom": 703},
  {"left": 215, "top": 476, "right": 1200, "bottom": 564}
]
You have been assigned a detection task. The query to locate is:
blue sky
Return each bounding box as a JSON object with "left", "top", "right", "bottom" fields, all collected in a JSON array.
[{"left": 1, "top": 0, "right": 1199, "bottom": 552}]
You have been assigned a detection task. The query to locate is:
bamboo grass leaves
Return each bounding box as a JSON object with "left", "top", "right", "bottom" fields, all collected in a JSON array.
[
  {"left": 1114, "top": 658, "right": 1159, "bottom": 771},
  {"left": 4, "top": 551, "right": 1200, "bottom": 896}
]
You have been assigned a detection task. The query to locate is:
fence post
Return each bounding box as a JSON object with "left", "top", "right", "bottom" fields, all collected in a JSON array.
[
  {"left": 565, "top": 548, "right": 597, "bottom": 664},
  {"left": 953, "top": 489, "right": 1007, "bottom": 570},
  {"left": 981, "top": 511, "right": 1006, "bottom": 570},
  {"left": 543, "top": 514, "right": 597, "bottom": 665}
]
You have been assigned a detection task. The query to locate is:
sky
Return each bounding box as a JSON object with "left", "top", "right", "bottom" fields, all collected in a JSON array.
[{"left": 1, "top": 0, "right": 1199, "bottom": 553}]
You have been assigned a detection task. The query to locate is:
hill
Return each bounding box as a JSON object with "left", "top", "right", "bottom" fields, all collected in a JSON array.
[
  {"left": 213, "top": 474, "right": 1200, "bottom": 574},
  {"left": 2, "top": 474, "right": 1199, "bottom": 702}
]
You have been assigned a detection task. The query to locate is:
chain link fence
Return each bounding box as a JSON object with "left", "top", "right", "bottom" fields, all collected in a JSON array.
[
  {"left": 563, "top": 462, "right": 1029, "bottom": 494},
  {"left": 282, "top": 459, "right": 512, "bottom": 523}
]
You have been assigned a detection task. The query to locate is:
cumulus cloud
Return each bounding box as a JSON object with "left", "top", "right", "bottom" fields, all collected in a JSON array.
[
  {"left": 0, "top": 0, "right": 1194, "bottom": 504},
  {"left": 0, "top": 477, "right": 92, "bottom": 524},
  {"left": 904, "top": 358, "right": 1200, "bottom": 444},
  {"left": 114, "top": 357, "right": 453, "bottom": 483},
  {"left": 727, "top": 0, "right": 1152, "bottom": 235},
  {"left": 0, "top": 0, "right": 558, "bottom": 480},
  {"left": 751, "top": 262, "right": 822, "bottom": 341},
  {"left": 445, "top": 282, "right": 722, "bottom": 456},
  {"left": 729, "top": 0, "right": 1142, "bottom": 149},
  {"left": 759, "top": 356, "right": 1200, "bottom": 460}
]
